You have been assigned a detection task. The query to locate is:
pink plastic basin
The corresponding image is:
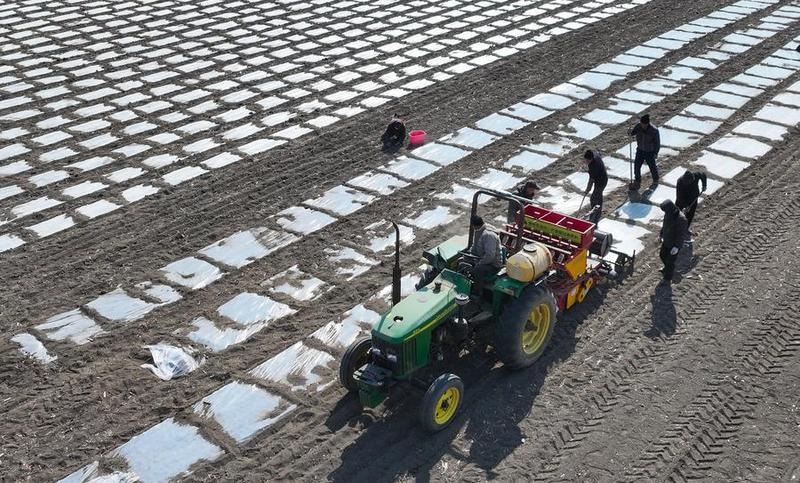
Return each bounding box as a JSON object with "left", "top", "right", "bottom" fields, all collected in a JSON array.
[{"left": 408, "top": 129, "right": 426, "bottom": 145}]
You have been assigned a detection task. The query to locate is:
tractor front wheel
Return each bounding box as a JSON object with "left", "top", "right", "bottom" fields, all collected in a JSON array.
[
  {"left": 495, "top": 285, "right": 557, "bottom": 369},
  {"left": 339, "top": 337, "right": 372, "bottom": 392},
  {"left": 419, "top": 373, "right": 464, "bottom": 432}
]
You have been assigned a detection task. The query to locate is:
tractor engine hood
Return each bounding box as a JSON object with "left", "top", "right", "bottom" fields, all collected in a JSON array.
[{"left": 373, "top": 269, "right": 470, "bottom": 345}]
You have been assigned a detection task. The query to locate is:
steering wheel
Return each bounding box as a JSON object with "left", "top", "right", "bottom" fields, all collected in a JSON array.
[
  {"left": 458, "top": 250, "right": 479, "bottom": 261},
  {"left": 456, "top": 251, "right": 478, "bottom": 276}
]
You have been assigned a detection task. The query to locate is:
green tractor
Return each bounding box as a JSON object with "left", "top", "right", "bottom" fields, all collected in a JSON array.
[
  {"left": 339, "top": 188, "right": 624, "bottom": 431},
  {"left": 339, "top": 189, "right": 565, "bottom": 431}
]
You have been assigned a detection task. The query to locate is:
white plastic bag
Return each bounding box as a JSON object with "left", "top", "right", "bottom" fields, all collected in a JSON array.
[{"left": 141, "top": 344, "right": 202, "bottom": 381}]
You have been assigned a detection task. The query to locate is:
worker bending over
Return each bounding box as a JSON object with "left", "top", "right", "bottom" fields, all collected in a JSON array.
[
  {"left": 583, "top": 149, "right": 607, "bottom": 224},
  {"left": 507, "top": 180, "right": 540, "bottom": 223},
  {"left": 675, "top": 170, "right": 707, "bottom": 228}
]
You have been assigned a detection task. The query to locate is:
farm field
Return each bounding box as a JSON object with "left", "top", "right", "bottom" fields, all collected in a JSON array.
[{"left": 1, "top": 0, "right": 799, "bottom": 481}]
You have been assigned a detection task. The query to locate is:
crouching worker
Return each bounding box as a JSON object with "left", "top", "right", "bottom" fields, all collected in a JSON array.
[
  {"left": 470, "top": 215, "right": 503, "bottom": 292},
  {"left": 658, "top": 200, "right": 689, "bottom": 282},
  {"left": 381, "top": 114, "right": 406, "bottom": 151}
]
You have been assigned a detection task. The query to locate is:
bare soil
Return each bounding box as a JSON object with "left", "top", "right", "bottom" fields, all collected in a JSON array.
[{"left": 1, "top": 0, "right": 799, "bottom": 481}]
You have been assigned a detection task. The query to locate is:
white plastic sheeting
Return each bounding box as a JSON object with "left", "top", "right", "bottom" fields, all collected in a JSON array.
[
  {"left": 217, "top": 292, "right": 296, "bottom": 326},
  {"left": 403, "top": 205, "right": 460, "bottom": 230},
  {"left": 503, "top": 150, "right": 556, "bottom": 172},
  {"left": 412, "top": 143, "right": 473, "bottom": 167},
  {"left": 597, "top": 218, "right": 652, "bottom": 258},
  {"left": 304, "top": 185, "right": 376, "bottom": 216},
  {"left": 613, "top": 202, "right": 665, "bottom": 226},
  {"left": 381, "top": 156, "right": 440, "bottom": 181},
  {"left": 324, "top": 246, "right": 379, "bottom": 280},
  {"left": 160, "top": 257, "right": 225, "bottom": 290},
  {"left": 310, "top": 319, "right": 366, "bottom": 351},
  {"left": 194, "top": 382, "right": 296, "bottom": 443},
  {"left": 263, "top": 266, "right": 329, "bottom": 302},
  {"left": 187, "top": 317, "right": 269, "bottom": 353},
  {"left": 141, "top": 344, "right": 202, "bottom": 381},
  {"left": 109, "top": 418, "right": 223, "bottom": 483},
  {"left": 36, "top": 309, "right": 104, "bottom": 345},
  {"left": 474, "top": 113, "right": 528, "bottom": 136},
  {"left": 85, "top": 288, "right": 159, "bottom": 323},
  {"left": 199, "top": 227, "right": 297, "bottom": 269},
  {"left": 11, "top": 333, "right": 57, "bottom": 364},
  {"left": 439, "top": 127, "right": 499, "bottom": 149},
  {"left": 358, "top": 220, "right": 416, "bottom": 254},
  {"left": 249, "top": 342, "right": 335, "bottom": 393},
  {"left": 707, "top": 135, "right": 773, "bottom": 159},
  {"left": 272, "top": 206, "right": 337, "bottom": 235},
  {"left": 468, "top": 168, "right": 523, "bottom": 192},
  {"left": 347, "top": 171, "right": 409, "bottom": 196},
  {"left": 691, "top": 150, "right": 751, "bottom": 179}
]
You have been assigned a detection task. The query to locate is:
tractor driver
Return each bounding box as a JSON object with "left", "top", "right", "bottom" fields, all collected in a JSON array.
[{"left": 469, "top": 215, "right": 504, "bottom": 292}]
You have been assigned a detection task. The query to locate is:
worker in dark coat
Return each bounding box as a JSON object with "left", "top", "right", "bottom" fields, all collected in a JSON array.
[
  {"left": 583, "top": 150, "right": 607, "bottom": 224},
  {"left": 381, "top": 114, "right": 406, "bottom": 151},
  {"left": 629, "top": 114, "right": 660, "bottom": 190},
  {"left": 658, "top": 200, "right": 689, "bottom": 282},
  {"left": 675, "top": 170, "right": 707, "bottom": 228},
  {"left": 507, "top": 180, "right": 540, "bottom": 223}
]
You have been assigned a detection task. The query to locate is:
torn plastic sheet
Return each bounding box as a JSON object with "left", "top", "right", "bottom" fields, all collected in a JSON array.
[{"left": 141, "top": 344, "right": 203, "bottom": 381}]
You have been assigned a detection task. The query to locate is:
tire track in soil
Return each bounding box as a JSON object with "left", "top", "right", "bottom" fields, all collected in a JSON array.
[
  {"left": 544, "top": 218, "right": 800, "bottom": 480},
  {"left": 6, "top": 2, "right": 792, "bottom": 480},
  {"left": 485, "top": 174, "right": 800, "bottom": 481},
  {"left": 9, "top": 0, "right": 788, "bottom": 366},
  {"left": 623, "top": 292, "right": 800, "bottom": 481},
  {"left": 190, "top": 116, "right": 800, "bottom": 482},
  {"left": 0, "top": 0, "right": 738, "bottom": 318},
  {"left": 17, "top": 28, "right": 800, "bottom": 483},
  {"left": 724, "top": 358, "right": 800, "bottom": 483},
  {"left": 345, "top": 154, "right": 800, "bottom": 482},
  {"left": 2, "top": 0, "right": 755, "bottom": 436}
]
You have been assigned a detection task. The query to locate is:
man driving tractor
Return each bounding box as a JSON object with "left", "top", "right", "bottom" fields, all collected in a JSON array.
[{"left": 469, "top": 215, "right": 503, "bottom": 292}]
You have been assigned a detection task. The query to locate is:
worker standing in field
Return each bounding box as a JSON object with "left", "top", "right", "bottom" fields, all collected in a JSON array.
[
  {"left": 675, "top": 170, "right": 707, "bottom": 229},
  {"left": 583, "top": 150, "right": 607, "bottom": 224},
  {"left": 658, "top": 200, "right": 689, "bottom": 282},
  {"left": 507, "top": 180, "right": 540, "bottom": 223},
  {"left": 470, "top": 215, "right": 503, "bottom": 292},
  {"left": 629, "top": 114, "right": 660, "bottom": 190}
]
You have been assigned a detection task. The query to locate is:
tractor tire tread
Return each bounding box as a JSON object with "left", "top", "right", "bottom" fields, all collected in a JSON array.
[
  {"left": 495, "top": 285, "right": 557, "bottom": 370},
  {"left": 419, "top": 373, "right": 464, "bottom": 432}
]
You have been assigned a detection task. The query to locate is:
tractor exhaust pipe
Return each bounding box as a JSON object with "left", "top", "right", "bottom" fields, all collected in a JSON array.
[{"left": 391, "top": 222, "right": 402, "bottom": 306}]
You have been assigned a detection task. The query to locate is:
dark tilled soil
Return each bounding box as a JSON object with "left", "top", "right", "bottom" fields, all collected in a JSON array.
[{"left": 2, "top": 0, "right": 799, "bottom": 481}]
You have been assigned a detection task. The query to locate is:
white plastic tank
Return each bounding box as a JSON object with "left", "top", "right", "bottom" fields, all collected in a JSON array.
[{"left": 506, "top": 242, "right": 552, "bottom": 283}]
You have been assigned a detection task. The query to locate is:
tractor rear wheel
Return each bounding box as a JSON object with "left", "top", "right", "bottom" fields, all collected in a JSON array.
[
  {"left": 419, "top": 373, "right": 464, "bottom": 432},
  {"left": 495, "top": 285, "right": 557, "bottom": 369},
  {"left": 339, "top": 337, "right": 372, "bottom": 392}
]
